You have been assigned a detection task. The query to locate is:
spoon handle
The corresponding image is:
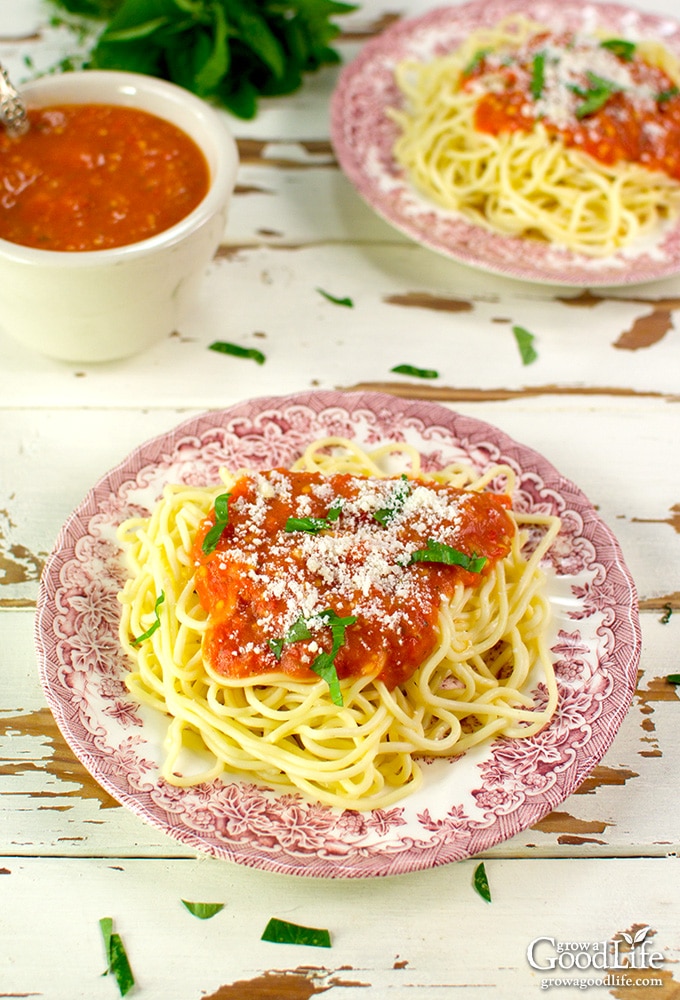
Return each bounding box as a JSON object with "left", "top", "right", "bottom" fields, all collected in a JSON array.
[{"left": 0, "top": 63, "right": 28, "bottom": 136}]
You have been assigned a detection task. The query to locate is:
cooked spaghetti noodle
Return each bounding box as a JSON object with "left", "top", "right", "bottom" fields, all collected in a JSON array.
[
  {"left": 388, "top": 14, "right": 680, "bottom": 255},
  {"left": 117, "top": 438, "right": 560, "bottom": 811}
]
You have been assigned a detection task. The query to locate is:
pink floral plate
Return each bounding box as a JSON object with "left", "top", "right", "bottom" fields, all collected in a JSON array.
[
  {"left": 330, "top": 0, "right": 680, "bottom": 287},
  {"left": 35, "top": 390, "right": 640, "bottom": 878}
]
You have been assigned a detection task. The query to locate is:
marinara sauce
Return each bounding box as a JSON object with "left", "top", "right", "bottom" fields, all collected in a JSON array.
[
  {"left": 463, "top": 33, "right": 680, "bottom": 180},
  {"left": 0, "top": 103, "right": 210, "bottom": 251},
  {"left": 192, "top": 470, "right": 515, "bottom": 690}
]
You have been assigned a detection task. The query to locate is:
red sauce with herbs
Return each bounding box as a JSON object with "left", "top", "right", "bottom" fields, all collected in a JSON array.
[
  {"left": 192, "top": 470, "right": 515, "bottom": 690},
  {"left": 464, "top": 33, "right": 680, "bottom": 179},
  {"left": 0, "top": 103, "right": 210, "bottom": 251}
]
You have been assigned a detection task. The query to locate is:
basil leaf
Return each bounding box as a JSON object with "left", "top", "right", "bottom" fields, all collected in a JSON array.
[
  {"left": 666, "top": 673, "right": 680, "bottom": 683},
  {"left": 409, "top": 539, "right": 487, "bottom": 573},
  {"left": 285, "top": 616, "right": 314, "bottom": 644},
  {"left": 202, "top": 492, "right": 231, "bottom": 555},
  {"left": 657, "top": 86, "right": 679, "bottom": 104},
  {"left": 473, "top": 862, "right": 492, "bottom": 902},
  {"left": 512, "top": 325, "right": 538, "bottom": 365},
  {"left": 660, "top": 603, "right": 673, "bottom": 624},
  {"left": 208, "top": 341, "right": 266, "bottom": 365},
  {"left": 99, "top": 918, "right": 135, "bottom": 997},
  {"left": 391, "top": 363, "right": 439, "bottom": 379},
  {"left": 270, "top": 609, "right": 356, "bottom": 706},
  {"left": 308, "top": 649, "right": 343, "bottom": 706},
  {"left": 572, "top": 73, "right": 621, "bottom": 118},
  {"left": 269, "top": 637, "right": 285, "bottom": 660},
  {"left": 181, "top": 900, "right": 225, "bottom": 919},
  {"left": 530, "top": 51, "right": 545, "bottom": 100},
  {"left": 285, "top": 499, "right": 343, "bottom": 534},
  {"left": 462, "top": 47, "right": 491, "bottom": 76},
  {"left": 261, "top": 916, "right": 331, "bottom": 947},
  {"left": 131, "top": 591, "right": 165, "bottom": 645},
  {"left": 374, "top": 475, "right": 410, "bottom": 526},
  {"left": 316, "top": 287, "right": 353, "bottom": 307},
  {"left": 600, "top": 38, "right": 636, "bottom": 61}
]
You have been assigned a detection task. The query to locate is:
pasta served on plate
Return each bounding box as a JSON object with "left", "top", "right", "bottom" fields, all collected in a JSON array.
[
  {"left": 388, "top": 14, "right": 680, "bottom": 256},
  {"left": 117, "top": 438, "right": 560, "bottom": 811}
]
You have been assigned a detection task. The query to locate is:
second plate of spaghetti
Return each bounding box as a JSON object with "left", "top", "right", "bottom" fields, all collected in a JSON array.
[
  {"left": 330, "top": 0, "right": 680, "bottom": 286},
  {"left": 36, "top": 391, "right": 640, "bottom": 878}
]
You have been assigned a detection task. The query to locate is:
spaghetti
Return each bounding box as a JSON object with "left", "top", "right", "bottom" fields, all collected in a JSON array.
[
  {"left": 388, "top": 15, "right": 680, "bottom": 255},
  {"left": 117, "top": 438, "right": 560, "bottom": 811}
]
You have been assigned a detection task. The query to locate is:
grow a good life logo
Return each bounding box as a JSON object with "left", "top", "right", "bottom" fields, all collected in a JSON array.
[{"left": 527, "top": 925, "right": 667, "bottom": 990}]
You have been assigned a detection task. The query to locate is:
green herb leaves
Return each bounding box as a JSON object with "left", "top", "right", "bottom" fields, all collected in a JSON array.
[
  {"left": 570, "top": 72, "right": 622, "bottom": 118},
  {"left": 261, "top": 916, "right": 331, "bottom": 947},
  {"left": 473, "top": 862, "right": 492, "bottom": 902},
  {"left": 285, "top": 499, "right": 343, "bottom": 534},
  {"left": 202, "top": 492, "right": 232, "bottom": 555},
  {"left": 100, "top": 918, "right": 135, "bottom": 997},
  {"left": 72, "top": 0, "right": 355, "bottom": 119},
  {"left": 131, "top": 591, "right": 165, "bottom": 645},
  {"left": 530, "top": 51, "right": 545, "bottom": 101},
  {"left": 316, "top": 287, "right": 354, "bottom": 307},
  {"left": 409, "top": 539, "right": 487, "bottom": 573},
  {"left": 600, "top": 38, "right": 636, "bottom": 62},
  {"left": 512, "top": 325, "right": 538, "bottom": 365},
  {"left": 391, "top": 363, "right": 439, "bottom": 379},
  {"left": 209, "top": 341, "right": 266, "bottom": 365},
  {"left": 269, "top": 608, "right": 356, "bottom": 706},
  {"left": 181, "top": 900, "right": 225, "bottom": 919},
  {"left": 373, "top": 474, "right": 410, "bottom": 526}
]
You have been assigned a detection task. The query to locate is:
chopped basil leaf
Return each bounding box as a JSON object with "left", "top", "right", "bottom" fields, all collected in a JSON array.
[
  {"left": 181, "top": 900, "right": 225, "bottom": 920},
  {"left": 391, "top": 363, "right": 439, "bottom": 379},
  {"left": 600, "top": 38, "right": 636, "bottom": 61},
  {"left": 473, "top": 862, "right": 492, "bottom": 903},
  {"left": 99, "top": 917, "right": 135, "bottom": 997},
  {"left": 261, "top": 916, "right": 331, "bottom": 947},
  {"left": 131, "top": 591, "right": 165, "bottom": 645},
  {"left": 661, "top": 603, "right": 673, "bottom": 624},
  {"left": 666, "top": 673, "right": 680, "bottom": 683},
  {"left": 657, "top": 86, "right": 680, "bottom": 104},
  {"left": 316, "top": 287, "right": 353, "bottom": 307},
  {"left": 285, "top": 499, "right": 343, "bottom": 534},
  {"left": 571, "top": 72, "right": 622, "bottom": 118},
  {"left": 269, "top": 609, "right": 356, "bottom": 706},
  {"left": 462, "top": 47, "right": 491, "bottom": 76},
  {"left": 409, "top": 539, "right": 487, "bottom": 573},
  {"left": 374, "top": 475, "right": 410, "bottom": 526},
  {"left": 208, "top": 341, "right": 266, "bottom": 365},
  {"left": 202, "top": 492, "right": 231, "bottom": 555},
  {"left": 530, "top": 51, "right": 545, "bottom": 100},
  {"left": 512, "top": 325, "right": 538, "bottom": 365}
]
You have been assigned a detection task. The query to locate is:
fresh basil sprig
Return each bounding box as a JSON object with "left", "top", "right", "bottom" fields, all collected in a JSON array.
[
  {"left": 55, "top": 0, "right": 356, "bottom": 119},
  {"left": 202, "top": 492, "right": 231, "bottom": 555},
  {"left": 409, "top": 539, "right": 487, "bottom": 573},
  {"left": 269, "top": 608, "right": 356, "bottom": 706}
]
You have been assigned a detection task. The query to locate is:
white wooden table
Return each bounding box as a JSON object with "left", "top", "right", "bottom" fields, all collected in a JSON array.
[{"left": 2, "top": 1, "right": 679, "bottom": 997}]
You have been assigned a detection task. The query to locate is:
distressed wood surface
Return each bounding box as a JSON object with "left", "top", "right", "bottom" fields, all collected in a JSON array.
[{"left": 2, "top": 0, "right": 680, "bottom": 996}]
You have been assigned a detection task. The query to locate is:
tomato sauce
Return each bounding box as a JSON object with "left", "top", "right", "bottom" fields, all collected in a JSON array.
[
  {"left": 0, "top": 103, "right": 210, "bottom": 251},
  {"left": 192, "top": 470, "right": 515, "bottom": 690},
  {"left": 464, "top": 34, "right": 680, "bottom": 180}
]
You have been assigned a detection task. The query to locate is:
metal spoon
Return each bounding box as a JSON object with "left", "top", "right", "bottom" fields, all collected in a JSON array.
[{"left": 0, "top": 62, "right": 28, "bottom": 136}]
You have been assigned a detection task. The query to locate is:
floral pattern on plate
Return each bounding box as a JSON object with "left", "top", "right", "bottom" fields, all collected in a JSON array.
[
  {"left": 35, "top": 390, "right": 641, "bottom": 878},
  {"left": 330, "top": 0, "right": 680, "bottom": 287}
]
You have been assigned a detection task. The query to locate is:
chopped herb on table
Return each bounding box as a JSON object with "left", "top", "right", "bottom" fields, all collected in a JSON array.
[
  {"left": 473, "top": 862, "right": 492, "bottom": 902},
  {"left": 667, "top": 674, "right": 680, "bottom": 684},
  {"left": 261, "top": 916, "right": 331, "bottom": 947},
  {"left": 47, "top": 0, "right": 356, "bottom": 119},
  {"left": 99, "top": 918, "right": 135, "bottom": 997},
  {"left": 209, "top": 341, "right": 266, "bottom": 365},
  {"left": 660, "top": 603, "right": 673, "bottom": 624},
  {"left": 317, "top": 287, "right": 354, "bottom": 307},
  {"left": 391, "top": 363, "right": 439, "bottom": 379},
  {"left": 181, "top": 900, "right": 225, "bottom": 919},
  {"left": 512, "top": 325, "right": 538, "bottom": 365}
]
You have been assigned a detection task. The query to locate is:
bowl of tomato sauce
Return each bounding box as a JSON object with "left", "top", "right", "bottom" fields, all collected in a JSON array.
[{"left": 0, "top": 70, "right": 239, "bottom": 362}]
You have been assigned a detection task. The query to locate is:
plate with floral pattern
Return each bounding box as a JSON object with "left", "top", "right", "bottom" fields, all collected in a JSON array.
[
  {"left": 330, "top": 0, "right": 680, "bottom": 286},
  {"left": 35, "top": 390, "right": 640, "bottom": 877}
]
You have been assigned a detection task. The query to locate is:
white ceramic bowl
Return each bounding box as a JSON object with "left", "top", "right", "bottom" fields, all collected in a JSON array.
[{"left": 0, "top": 71, "right": 239, "bottom": 362}]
